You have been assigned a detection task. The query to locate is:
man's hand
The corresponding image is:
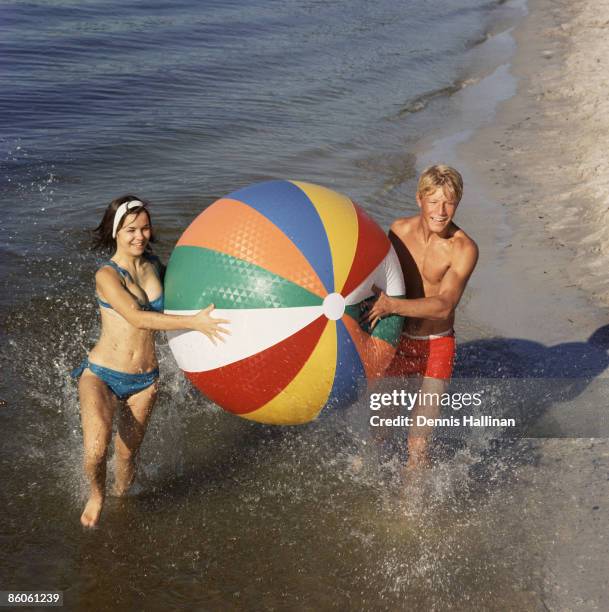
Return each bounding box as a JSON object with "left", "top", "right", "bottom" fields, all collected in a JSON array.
[{"left": 365, "top": 285, "right": 394, "bottom": 329}]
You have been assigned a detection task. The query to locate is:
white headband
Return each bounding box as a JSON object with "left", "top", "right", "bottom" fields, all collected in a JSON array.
[{"left": 112, "top": 200, "right": 145, "bottom": 238}]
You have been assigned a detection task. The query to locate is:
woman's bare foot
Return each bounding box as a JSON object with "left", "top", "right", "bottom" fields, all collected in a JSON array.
[{"left": 80, "top": 494, "right": 104, "bottom": 528}]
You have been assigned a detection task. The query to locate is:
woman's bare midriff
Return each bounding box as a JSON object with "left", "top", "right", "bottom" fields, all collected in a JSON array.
[{"left": 88, "top": 308, "right": 158, "bottom": 372}]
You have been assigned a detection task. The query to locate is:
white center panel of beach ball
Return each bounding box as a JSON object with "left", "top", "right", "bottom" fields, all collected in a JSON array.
[{"left": 323, "top": 293, "right": 345, "bottom": 320}]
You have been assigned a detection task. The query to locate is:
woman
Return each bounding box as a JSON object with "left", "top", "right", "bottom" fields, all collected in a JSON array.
[{"left": 72, "top": 195, "right": 229, "bottom": 528}]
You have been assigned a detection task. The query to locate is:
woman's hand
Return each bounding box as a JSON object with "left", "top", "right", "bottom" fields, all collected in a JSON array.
[{"left": 192, "top": 304, "right": 230, "bottom": 345}]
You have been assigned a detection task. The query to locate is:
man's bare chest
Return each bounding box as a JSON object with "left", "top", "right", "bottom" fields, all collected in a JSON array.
[{"left": 401, "top": 237, "right": 451, "bottom": 286}]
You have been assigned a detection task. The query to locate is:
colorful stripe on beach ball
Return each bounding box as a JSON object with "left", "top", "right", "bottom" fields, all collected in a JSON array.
[{"left": 165, "top": 180, "right": 405, "bottom": 425}]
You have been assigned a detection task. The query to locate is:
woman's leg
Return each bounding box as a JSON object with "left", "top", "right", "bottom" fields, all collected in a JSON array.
[
  {"left": 79, "top": 371, "right": 117, "bottom": 527},
  {"left": 113, "top": 380, "right": 158, "bottom": 496}
]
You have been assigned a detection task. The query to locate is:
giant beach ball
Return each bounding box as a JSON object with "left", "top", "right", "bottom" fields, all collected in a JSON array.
[{"left": 165, "top": 180, "right": 404, "bottom": 425}]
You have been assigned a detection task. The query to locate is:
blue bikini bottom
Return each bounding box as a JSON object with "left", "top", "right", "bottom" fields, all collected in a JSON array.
[{"left": 71, "top": 358, "right": 159, "bottom": 400}]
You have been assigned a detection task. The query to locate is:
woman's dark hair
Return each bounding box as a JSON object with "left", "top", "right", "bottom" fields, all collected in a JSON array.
[{"left": 92, "top": 194, "right": 156, "bottom": 250}]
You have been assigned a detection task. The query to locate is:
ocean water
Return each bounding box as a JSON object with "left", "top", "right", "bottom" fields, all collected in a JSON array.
[
  {"left": 0, "top": 0, "right": 544, "bottom": 608},
  {"left": 1, "top": 0, "right": 498, "bottom": 298}
]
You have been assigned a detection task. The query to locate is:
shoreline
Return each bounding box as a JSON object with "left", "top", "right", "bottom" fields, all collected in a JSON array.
[
  {"left": 425, "top": 0, "right": 609, "bottom": 607},
  {"left": 460, "top": 0, "right": 609, "bottom": 343}
]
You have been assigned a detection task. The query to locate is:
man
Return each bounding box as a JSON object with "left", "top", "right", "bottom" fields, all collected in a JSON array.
[{"left": 367, "top": 164, "right": 478, "bottom": 469}]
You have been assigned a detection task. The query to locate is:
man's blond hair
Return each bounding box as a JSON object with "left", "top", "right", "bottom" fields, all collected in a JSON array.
[{"left": 417, "top": 164, "right": 463, "bottom": 203}]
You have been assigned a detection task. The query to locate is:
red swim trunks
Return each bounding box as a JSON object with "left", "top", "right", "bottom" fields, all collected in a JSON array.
[{"left": 386, "top": 331, "right": 456, "bottom": 380}]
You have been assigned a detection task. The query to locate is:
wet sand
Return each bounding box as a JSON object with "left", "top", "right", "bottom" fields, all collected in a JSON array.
[{"left": 450, "top": 0, "right": 609, "bottom": 607}]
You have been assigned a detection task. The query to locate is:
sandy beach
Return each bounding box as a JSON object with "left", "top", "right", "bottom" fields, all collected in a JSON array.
[{"left": 455, "top": 0, "right": 609, "bottom": 608}]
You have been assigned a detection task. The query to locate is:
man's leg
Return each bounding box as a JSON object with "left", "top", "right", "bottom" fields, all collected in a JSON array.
[{"left": 406, "top": 376, "right": 449, "bottom": 469}]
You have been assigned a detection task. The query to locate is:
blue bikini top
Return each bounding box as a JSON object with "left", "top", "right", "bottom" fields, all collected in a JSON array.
[{"left": 97, "top": 253, "right": 164, "bottom": 312}]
